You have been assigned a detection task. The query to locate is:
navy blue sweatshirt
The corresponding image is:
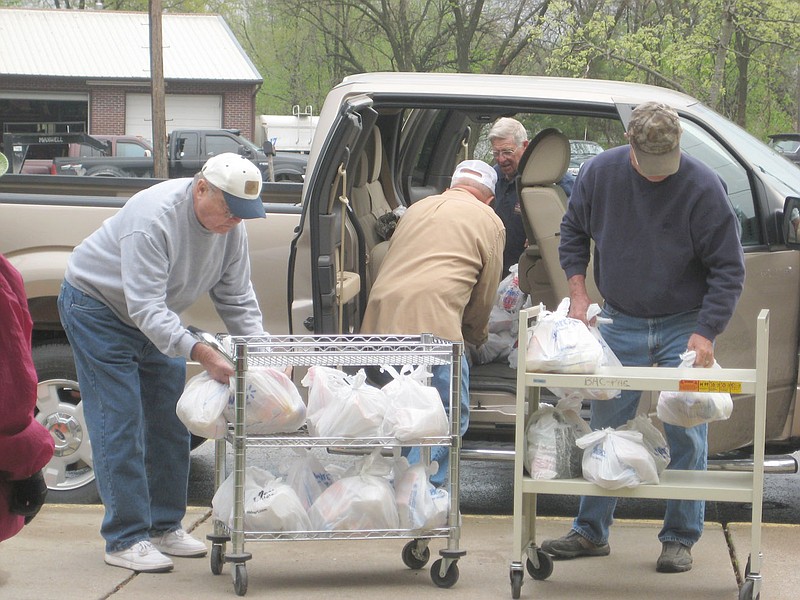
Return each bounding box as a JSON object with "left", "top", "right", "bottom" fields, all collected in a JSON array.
[{"left": 559, "top": 145, "right": 744, "bottom": 341}]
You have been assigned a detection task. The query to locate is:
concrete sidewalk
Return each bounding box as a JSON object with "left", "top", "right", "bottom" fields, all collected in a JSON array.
[{"left": 0, "top": 504, "right": 796, "bottom": 599}]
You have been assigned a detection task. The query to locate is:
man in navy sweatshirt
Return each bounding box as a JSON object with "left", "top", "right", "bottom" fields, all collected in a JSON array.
[{"left": 543, "top": 102, "right": 745, "bottom": 573}]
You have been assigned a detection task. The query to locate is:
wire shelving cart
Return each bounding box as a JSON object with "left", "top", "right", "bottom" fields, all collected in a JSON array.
[
  {"left": 509, "top": 305, "right": 769, "bottom": 600},
  {"left": 206, "top": 333, "right": 466, "bottom": 596}
]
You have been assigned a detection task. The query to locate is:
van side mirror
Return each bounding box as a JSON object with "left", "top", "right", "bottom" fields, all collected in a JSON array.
[{"left": 782, "top": 197, "right": 800, "bottom": 248}]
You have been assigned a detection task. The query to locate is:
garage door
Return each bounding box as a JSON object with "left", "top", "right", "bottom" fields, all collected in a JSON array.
[{"left": 126, "top": 94, "right": 221, "bottom": 140}]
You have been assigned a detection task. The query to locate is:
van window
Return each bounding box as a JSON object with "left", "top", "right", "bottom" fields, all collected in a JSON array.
[{"left": 679, "top": 119, "right": 757, "bottom": 246}]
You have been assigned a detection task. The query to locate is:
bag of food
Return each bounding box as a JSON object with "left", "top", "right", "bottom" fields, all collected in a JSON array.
[
  {"left": 176, "top": 371, "right": 229, "bottom": 439},
  {"left": 525, "top": 298, "right": 603, "bottom": 373},
  {"left": 524, "top": 397, "right": 590, "bottom": 479},
  {"left": 393, "top": 458, "right": 449, "bottom": 530},
  {"left": 308, "top": 451, "right": 400, "bottom": 531},
  {"left": 379, "top": 365, "right": 449, "bottom": 443},
  {"left": 620, "top": 414, "right": 671, "bottom": 475},
  {"left": 656, "top": 351, "right": 734, "bottom": 427},
  {"left": 496, "top": 264, "right": 526, "bottom": 315},
  {"left": 576, "top": 428, "right": 660, "bottom": 489},
  {"left": 301, "top": 367, "right": 387, "bottom": 437},
  {"left": 212, "top": 466, "right": 311, "bottom": 532},
  {"left": 285, "top": 448, "right": 338, "bottom": 511},
  {"left": 223, "top": 367, "right": 306, "bottom": 434},
  {"left": 547, "top": 304, "right": 622, "bottom": 400}
]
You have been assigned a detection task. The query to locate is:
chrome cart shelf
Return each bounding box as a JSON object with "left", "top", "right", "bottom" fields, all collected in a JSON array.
[{"left": 208, "top": 333, "right": 466, "bottom": 596}]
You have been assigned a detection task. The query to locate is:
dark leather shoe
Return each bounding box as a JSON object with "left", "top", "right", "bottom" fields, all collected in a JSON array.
[
  {"left": 541, "top": 530, "right": 610, "bottom": 559},
  {"left": 656, "top": 541, "right": 693, "bottom": 573}
]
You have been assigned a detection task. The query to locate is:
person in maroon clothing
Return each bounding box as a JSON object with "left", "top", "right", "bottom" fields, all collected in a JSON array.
[{"left": 0, "top": 251, "right": 55, "bottom": 542}]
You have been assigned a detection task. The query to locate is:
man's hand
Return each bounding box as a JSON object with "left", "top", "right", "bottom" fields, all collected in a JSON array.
[
  {"left": 687, "top": 333, "right": 715, "bottom": 367},
  {"left": 566, "top": 274, "right": 592, "bottom": 324},
  {"left": 10, "top": 470, "right": 48, "bottom": 525},
  {"left": 191, "top": 342, "right": 234, "bottom": 383}
]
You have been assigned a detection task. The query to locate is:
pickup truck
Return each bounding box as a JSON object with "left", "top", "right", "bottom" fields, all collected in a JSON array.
[
  {"left": 2, "top": 132, "right": 152, "bottom": 175},
  {"left": 50, "top": 128, "right": 308, "bottom": 182},
  {"left": 2, "top": 72, "right": 800, "bottom": 504}
]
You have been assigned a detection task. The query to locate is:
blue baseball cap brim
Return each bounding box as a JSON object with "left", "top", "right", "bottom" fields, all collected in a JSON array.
[{"left": 223, "top": 191, "right": 266, "bottom": 219}]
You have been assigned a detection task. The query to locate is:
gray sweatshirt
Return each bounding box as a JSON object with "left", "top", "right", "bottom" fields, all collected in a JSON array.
[{"left": 65, "top": 177, "right": 263, "bottom": 359}]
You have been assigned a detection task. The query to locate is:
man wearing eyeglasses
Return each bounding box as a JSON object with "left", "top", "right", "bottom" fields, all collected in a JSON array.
[
  {"left": 57, "top": 153, "right": 267, "bottom": 574},
  {"left": 488, "top": 118, "right": 575, "bottom": 277}
]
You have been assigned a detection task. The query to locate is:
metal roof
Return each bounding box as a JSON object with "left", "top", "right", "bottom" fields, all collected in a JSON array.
[{"left": 0, "top": 8, "right": 262, "bottom": 82}]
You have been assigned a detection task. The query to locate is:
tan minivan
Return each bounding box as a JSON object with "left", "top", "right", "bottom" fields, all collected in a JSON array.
[{"left": 6, "top": 73, "right": 800, "bottom": 503}]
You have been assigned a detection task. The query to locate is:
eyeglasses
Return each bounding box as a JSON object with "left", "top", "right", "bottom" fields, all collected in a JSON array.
[{"left": 491, "top": 148, "right": 518, "bottom": 159}]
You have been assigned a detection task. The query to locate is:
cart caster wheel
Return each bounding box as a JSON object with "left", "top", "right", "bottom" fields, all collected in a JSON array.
[
  {"left": 210, "top": 544, "right": 224, "bottom": 575},
  {"left": 510, "top": 569, "right": 523, "bottom": 599},
  {"left": 430, "top": 558, "right": 459, "bottom": 588},
  {"left": 233, "top": 563, "right": 248, "bottom": 596},
  {"left": 402, "top": 540, "right": 430, "bottom": 570},
  {"left": 739, "top": 579, "right": 759, "bottom": 600},
  {"left": 526, "top": 549, "right": 554, "bottom": 580}
]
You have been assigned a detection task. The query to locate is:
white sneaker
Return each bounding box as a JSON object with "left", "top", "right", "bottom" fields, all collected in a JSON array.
[
  {"left": 105, "top": 540, "right": 174, "bottom": 572},
  {"left": 152, "top": 528, "right": 208, "bottom": 557}
]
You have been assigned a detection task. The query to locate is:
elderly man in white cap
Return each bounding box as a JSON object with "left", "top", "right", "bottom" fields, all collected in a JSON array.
[
  {"left": 362, "top": 159, "right": 506, "bottom": 486},
  {"left": 544, "top": 102, "right": 745, "bottom": 573},
  {"left": 58, "top": 153, "right": 267, "bottom": 573}
]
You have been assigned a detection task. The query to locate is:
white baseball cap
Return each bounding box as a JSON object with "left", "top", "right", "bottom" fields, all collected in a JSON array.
[
  {"left": 451, "top": 159, "right": 498, "bottom": 190},
  {"left": 201, "top": 153, "right": 265, "bottom": 219}
]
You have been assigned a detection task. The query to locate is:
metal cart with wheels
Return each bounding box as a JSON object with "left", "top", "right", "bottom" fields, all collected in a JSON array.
[
  {"left": 509, "top": 306, "right": 769, "bottom": 600},
  {"left": 206, "top": 333, "right": 465, "bottom": 596}
]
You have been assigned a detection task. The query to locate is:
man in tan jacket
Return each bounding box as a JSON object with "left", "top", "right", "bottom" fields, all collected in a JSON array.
[{"left": 361, "top": 159, "right": 505, "bottom": 485}]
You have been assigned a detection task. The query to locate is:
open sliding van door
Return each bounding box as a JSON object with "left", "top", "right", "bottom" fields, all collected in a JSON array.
[{"left": 288, "top": 95, "right": 377, "bottom": 335}]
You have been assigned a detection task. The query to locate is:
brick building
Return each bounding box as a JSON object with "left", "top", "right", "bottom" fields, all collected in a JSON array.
[{"left": 0, "top": 8, "right": 263, "bottom": 143}]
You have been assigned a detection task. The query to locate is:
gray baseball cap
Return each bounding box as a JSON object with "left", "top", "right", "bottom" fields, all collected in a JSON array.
[{"left": 628, "top": 102, "right": 682, "bottom": 177}]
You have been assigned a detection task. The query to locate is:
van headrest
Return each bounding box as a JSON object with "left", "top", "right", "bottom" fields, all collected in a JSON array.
[{"left": 518, "top": 128, "right": 570, "bottom": 186}]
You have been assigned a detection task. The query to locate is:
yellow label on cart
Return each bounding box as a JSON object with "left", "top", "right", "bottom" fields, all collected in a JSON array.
[{"left": 679, "top": 380, "right": 742, "bottom": 394}]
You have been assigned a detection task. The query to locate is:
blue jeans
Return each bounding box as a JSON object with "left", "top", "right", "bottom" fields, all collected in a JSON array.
[
  {"left": 407, "top": 354, "right": 470, "bottom": 487},
  {"left": 572, "top": 304, "right": 707, "bottom": 548},
  {"left": 58, "top": 281, "right": 190, "bottom": 552}
]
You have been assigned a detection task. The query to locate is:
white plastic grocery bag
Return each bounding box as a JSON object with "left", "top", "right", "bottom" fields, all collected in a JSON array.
[
  {"left": 379, "top": 365, "right": 449, "bottom": 442},
  {"left": 620, "top": 414, "right": 671, "bottom": 475},
  {"left": 212, "top": 466, "right": 311, "bottom": 532},
  {"left": 223, "top": 366, "right": 306, "bottom": 434},
  {"left": 524, "top": 396, "right": 590, "bottom": 480},
  {"left": 547, "top": 304, "right": 622, "bottom": 400},
  {"left": 656, "top": 351, "right": 733, "bottom": 427},
  {"left": 307, "top": 451, "right": 400, "bottom": 530},
  {"left": 525, "top": 298, "right": 603, "bottom": 373},
  {"left": 176, "top": 371, "right": 229, "bottom": 439},
  {"left": 285, "top": 448, "right": 337, "bottom": 511},
  {"left": 393, "top": 458, "right": 449, "bottom": 530},
  {"left": 576, "top": 428, "right": 660, "bottom": 489},
  {"left": 301, "top": 366, "right": 387, "bottom": 437}
]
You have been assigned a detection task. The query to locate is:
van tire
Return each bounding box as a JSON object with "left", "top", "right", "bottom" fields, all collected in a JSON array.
[{"left": 32, "top": 341, "right": 101, "bottom": 504}]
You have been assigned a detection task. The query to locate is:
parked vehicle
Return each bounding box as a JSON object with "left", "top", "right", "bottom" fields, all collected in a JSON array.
[
  {"left": 767, "top": 133, "right": 800, "bottom": 166},
  {"left": 567, "top": 139, "right": 604, "bottom": 176},
  {"left": 2, "top": 132, "right": 152, "bottom": 175},
  {"left": 2, "top": 73, "right": 800, "bottom": 504},
  {"left": 49, "top": 128, "right": 304, "bottom": 182}
]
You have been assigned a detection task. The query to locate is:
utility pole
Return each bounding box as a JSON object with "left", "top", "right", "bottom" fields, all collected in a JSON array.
[{"left": 149, "top": 0, "right": 168, "bottom": 178}]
